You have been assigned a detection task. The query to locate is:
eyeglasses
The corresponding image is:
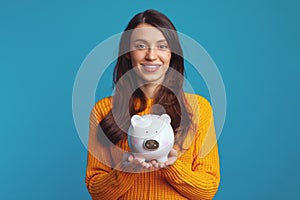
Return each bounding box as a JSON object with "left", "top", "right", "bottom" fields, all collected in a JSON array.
[{"left": 131, "top": 41, "right": 170, "bottom": 52}]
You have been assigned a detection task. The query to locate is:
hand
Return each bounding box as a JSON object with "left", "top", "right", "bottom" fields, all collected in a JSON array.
[
  {"left": 151, "top": 148, "right": 178, "bottom": 169},
  {"left": 121, "top": 153, "right": 152, "bottom": 172}
]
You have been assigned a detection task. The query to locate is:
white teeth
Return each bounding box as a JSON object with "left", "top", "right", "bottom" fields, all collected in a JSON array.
[
  {"left": 144, "top": 65, "right": 158, "bottom": 69},
  {"left": 141, "top": 64, "right": 160, "bottom": 72}
]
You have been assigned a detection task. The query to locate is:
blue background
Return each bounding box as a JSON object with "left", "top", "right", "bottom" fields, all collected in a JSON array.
[{"left": 1, "top": 0, "right": 299, "bottom": 199}]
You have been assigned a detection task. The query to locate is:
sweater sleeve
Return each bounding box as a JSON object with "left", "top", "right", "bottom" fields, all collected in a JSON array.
[
  {"left": 161, "top": 96, "right": 221, "bottom": 200},
  {"left": 85, "top": 98, "right": 139, "bottom": 200}
]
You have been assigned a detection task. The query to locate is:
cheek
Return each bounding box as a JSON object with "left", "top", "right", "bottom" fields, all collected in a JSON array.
[
  {"left": 161, "top": 53, "right": 171, "bottom": 64},
  {"left": 162, "top": 140, "right": 169, "bottom": 147},
  {"left": 132, "top": 138, "right": 138, "bottom": 145},
  {"left": 130, "top": 51, "right": 144, "bottom": 66}
]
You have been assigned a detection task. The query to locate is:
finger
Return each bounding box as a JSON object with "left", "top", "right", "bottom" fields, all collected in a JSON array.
[
  {"left": 145, "top": 163, "right": 151, "bottom": 168},
  {"left": 127, "top": 154, "right": 133, "bottom": 162},
  {"left": 146, "top": 162, "right": 152, "bottom": 168},
  {"left": 142, "top": 163, "right": 148, "bottom": 168},
  {"left": 141, "top": 162, "right": 148, "bottom": 168},
  {"left": 170, "top": 149, "right": 177, "bottom": 156},
  {"left": 151, "top": 160, "right": 157, "bottom": 165},
  {"left": 133, "top": 159, "right": 142, "bottom": 165},
  {"left": 154, "top": 162, "right": 160, "bottom": 169},
  {"left": 159, "top": 163, "right": 165, "bottom": 168}
]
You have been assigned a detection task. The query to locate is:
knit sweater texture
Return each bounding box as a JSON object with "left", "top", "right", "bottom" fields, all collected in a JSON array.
[{"left": 86, "top": 93, "right": 220, "bottom": 200}]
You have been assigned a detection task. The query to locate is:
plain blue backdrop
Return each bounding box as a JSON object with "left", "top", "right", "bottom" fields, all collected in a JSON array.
[{"left": 1, "top": 0, "right": 299, "bottom": 199}]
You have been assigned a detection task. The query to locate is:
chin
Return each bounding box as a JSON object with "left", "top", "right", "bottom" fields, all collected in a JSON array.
[{"left": 140, "top": 76, "right": 164, "bottom": 84}]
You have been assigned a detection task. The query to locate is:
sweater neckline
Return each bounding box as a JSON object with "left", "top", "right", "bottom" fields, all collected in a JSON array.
[{"left": 146, "top": 98, "right": 154, "bottom": 106}]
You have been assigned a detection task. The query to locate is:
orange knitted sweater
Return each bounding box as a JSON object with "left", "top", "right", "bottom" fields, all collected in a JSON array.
[{"left": 86, "top": 93, "right": 220, "bottom": 200}]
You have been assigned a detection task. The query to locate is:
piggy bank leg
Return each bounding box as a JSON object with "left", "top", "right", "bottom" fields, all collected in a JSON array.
[{"left": 157, "top": 156, "right": 168, "bottom": 163}]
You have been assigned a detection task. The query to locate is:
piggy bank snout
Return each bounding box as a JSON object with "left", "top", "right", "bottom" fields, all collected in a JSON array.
[{"left": 144, "top": 139, "right": 159, "bottom": 150}]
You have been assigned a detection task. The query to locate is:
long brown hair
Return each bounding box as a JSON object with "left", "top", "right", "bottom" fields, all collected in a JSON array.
[{"left": 99, "top": 9, "right": 193, "bottom": 148}]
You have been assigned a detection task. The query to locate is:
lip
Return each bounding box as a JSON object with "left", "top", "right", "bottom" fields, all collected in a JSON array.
[{"left": 141, "top": 64, "right": 162, "bottom": 72}]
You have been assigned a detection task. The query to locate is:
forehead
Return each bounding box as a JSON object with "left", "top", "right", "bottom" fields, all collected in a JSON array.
[{"left": 130, "top": 23, "right": 167, "bottom": 42}]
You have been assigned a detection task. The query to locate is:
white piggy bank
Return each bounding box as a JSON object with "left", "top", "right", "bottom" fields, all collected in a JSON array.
[{"left": 128, "top": 114, "right": 174, "bottom": 163}]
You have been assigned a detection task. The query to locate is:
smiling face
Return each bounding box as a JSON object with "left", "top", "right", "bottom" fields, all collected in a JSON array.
[{"left": 129, "top": 23, "right": 171, "bottom": 85}]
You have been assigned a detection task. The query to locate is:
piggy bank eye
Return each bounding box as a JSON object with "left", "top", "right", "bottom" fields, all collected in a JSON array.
[
  {"left": 155, "top": 131, "right": 158, "bottom": 133},
  {"left": 146, "top": 131, "right": 148, "bottom": 133}
]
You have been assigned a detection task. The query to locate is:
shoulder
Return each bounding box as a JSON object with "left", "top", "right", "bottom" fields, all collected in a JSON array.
[
  {"left": 91, "top": 96, "right": 112, "bottom": 122},
  {"left": 184, "top": 93, "right": 212, "bottom": 112},
  {"left": 184, "top": 93, "right": 213, "bottom": 123},
  {"left": 94, "top": 96, "right": 112, "bottom": 109}
]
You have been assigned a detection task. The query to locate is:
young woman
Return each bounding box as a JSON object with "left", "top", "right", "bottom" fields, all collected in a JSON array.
[{"left": 86, "top": 9, "right": 220, "bottom": 200}]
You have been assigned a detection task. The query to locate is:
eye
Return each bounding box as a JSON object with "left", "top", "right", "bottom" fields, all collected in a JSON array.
[
  {"left": 146, "top": 131, "right": 148, "bottom": 133},
  {"left": 155, "top": 131, "right": 158, "bottom": 133},
  {"left": 158, "top": 44, "right": 169, "bottom": 50},
  {"left": 135, "top": 43, "right": 147, "bottom": 50}
]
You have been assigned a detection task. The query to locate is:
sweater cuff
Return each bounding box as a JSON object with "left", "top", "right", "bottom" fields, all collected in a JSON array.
[
  {"left": 161, "top": 159, "right": 218, "bottom": 185},
  {"left": 88, "top": 165, "right": 139, "bottom": 198}
]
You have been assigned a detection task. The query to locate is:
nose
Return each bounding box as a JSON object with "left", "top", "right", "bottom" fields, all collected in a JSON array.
[
  {"left": 145, "top": 48, "right": 157, "bottom": 61},
  {"left": 144, "top": 139, "right": 159, "bottom": 150}
]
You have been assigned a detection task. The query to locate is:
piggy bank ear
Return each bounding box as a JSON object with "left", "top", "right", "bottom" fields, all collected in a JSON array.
[
  {"left": 160, "top": 114, "right": 171, "bottom": 124},
  {"left": 131, "top": 115, "right": 144, "bottom": 127}
]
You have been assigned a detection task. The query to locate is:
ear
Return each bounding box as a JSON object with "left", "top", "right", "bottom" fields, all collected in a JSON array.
[
  {"left": 131, "top": 115, "right": 144, "bottom": 127},
  {"left": 160, "top": 114, "right": 171, "bottom": 124}
]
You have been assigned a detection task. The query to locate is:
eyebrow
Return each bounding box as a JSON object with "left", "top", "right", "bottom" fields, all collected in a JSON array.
[{"left": 132, "top": 39, "right": 167, "bottom": 43}]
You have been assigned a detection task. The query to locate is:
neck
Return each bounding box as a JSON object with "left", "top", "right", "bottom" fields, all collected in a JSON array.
[{"left": 139, "top": 83, "right": 160, "bottom": 99}]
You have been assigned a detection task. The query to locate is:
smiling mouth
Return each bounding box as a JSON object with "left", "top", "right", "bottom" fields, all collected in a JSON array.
[{"left": 142, "top": 64, "right": 161, "bottom": 72}]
